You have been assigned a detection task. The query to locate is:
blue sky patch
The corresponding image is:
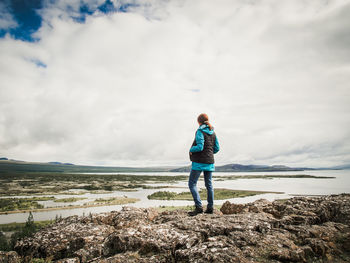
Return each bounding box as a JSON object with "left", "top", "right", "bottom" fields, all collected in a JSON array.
[
  {"left": 0, "top": 0, "right": 136, "bottom": 42},
  {"left": 2, "top": 0, "right": 42, "bottom": 42},
  {"left": 98, "top": 0, "right": 115, "bottom": 14},
  {"left": 72, "top": 3, "right": 94, "bottom": 23}
]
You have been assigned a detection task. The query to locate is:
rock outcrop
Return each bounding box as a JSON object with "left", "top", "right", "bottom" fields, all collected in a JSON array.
[{"left": 2, "top": 194, "right": 350, "bottom": 262}]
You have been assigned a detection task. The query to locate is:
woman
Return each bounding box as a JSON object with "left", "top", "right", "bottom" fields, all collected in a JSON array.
[{"left": 188, "top": 113, "right": 220, "bottom": 215}]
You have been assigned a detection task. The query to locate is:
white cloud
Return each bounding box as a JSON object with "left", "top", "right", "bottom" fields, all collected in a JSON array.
[
  {"left": 0, "top": 2, "right": 17, "bottom": 30},
  {"left": 0, "top": 0, "right": 350, "bottom": 167}
]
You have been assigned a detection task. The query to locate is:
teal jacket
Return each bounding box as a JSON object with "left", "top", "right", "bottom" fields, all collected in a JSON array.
[{"left": 189, "top": 124, "right": 220, "bottom": 171}]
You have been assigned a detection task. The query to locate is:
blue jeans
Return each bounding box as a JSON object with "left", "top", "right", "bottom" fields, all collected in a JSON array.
[{"left": 188, "top": 170, "right": 214, "bottom": 208}]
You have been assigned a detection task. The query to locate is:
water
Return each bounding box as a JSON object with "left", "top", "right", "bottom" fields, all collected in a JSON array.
[{"left": 0, "top": 169, "right": 349, "bottom": 224}]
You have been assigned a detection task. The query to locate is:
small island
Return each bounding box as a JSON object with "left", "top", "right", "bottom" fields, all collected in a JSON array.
[{"left": 147, "top": 188, "right": 283, "bottom": 200}]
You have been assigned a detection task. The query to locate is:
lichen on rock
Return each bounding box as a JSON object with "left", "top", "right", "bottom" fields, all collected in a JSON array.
[{"left": 1, "top": 194, "right": 349, "bottom": 262}]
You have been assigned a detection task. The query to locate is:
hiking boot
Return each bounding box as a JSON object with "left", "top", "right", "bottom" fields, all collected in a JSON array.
[
  {"left": 188, "top": 206, "right": 203, "bottom": 216},
  {"left": 205, "top": 207, "right": 213, "bottom": 214}
]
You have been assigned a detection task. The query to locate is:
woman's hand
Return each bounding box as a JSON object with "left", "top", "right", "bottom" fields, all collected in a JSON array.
[{"left": 189, "top": 152, "right": 192, "bottom": 156}]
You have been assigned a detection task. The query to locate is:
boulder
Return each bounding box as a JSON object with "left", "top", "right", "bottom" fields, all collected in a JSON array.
[
  {"left": 0, "top": 251, "right": 20, "bottom": 263},
  {"left": 11, "top": 194, "right": 350, "bottom": 262}
]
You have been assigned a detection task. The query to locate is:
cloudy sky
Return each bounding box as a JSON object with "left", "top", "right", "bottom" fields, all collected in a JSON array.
[{"left": 0, "top": 0, "right": 349, "bottom": 167}]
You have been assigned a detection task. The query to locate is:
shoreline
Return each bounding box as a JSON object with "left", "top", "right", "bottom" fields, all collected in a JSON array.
[
  {"left": 0, "top": 198, "right": 139, "bottom": 215},
  {"left": 0, "top": 192, "right": 345, "bottom": 226},
  {"left": 0, "top": 189, "right": 285, "bottom": 215},
  {"left": 0, "top": 173, "right": 335, "bottom": 198}
]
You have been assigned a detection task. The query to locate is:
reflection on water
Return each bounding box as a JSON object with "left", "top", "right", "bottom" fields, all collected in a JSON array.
[{"left": 0, "top": 169, "right": 349, "bottom": 223}]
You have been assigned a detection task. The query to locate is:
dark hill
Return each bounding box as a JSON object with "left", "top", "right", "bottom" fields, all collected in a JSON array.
[{"left": 170, "top": 163, "right": 314, "bottom": 172}]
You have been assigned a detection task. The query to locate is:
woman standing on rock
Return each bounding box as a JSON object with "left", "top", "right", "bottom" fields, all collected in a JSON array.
[{"left": 189, "top": 113, "right": 220, "bottom": 215}]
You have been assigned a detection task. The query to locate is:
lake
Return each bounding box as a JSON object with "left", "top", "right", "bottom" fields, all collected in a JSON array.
[{"left": 0, "top": 169, "right": 349, "bottom": 224}]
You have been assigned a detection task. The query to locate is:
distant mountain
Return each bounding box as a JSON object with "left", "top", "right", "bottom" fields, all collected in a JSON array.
[
  {"left": 0, "top": 158, "right": 345, "bottom": 174},
  {"left": 170, "top": 163, "right": 314, "bottom": 172},
  {"left": 48, "top": 162, "right": 74, "bottom": 165},
  {"left": 0, "top": 159, "right": 173, "bottom": 173},
  {"left": 328, "top": 164, "right": 350, "bottom": 170},
  {"left": 169, "top": 165, "right": 191, "bottom": 172}
]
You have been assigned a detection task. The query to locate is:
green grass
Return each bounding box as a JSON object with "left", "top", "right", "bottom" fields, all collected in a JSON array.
[
  {"left": 53, "top": 197, "right": 87, "bottom": 203},
  {"left": 92, "top": 197, "right": 140, "bottom": 205},
  {"left": 0, "top": 171, "right": 187, "bottom": 196},
  {"left": 2, "top": 197, "right": 55, "bottom": 201},
  {"left": 0, "top": 220, "right": 54, "bottom": 232},
  {"left": 0, "top": 198, "right": 44, "bottom": 212},
  {"left": 0, "top": 197, "right": 56, "bottom": 212},
  {"left": 148, "top": 191, "right": 178, "bottom": 200},
  {"left": 147, "top": 188, "right": 282, "bottom": 200}
]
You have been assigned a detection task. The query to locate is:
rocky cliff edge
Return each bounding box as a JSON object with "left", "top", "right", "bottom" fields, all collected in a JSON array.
[{"left": 1, "top": 194, "right": 350, "bottom": 262}]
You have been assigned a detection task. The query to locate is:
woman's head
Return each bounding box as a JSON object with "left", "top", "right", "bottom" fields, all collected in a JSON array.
[{"left": 197, "top": 113, "right": 213, "bottom": 130}]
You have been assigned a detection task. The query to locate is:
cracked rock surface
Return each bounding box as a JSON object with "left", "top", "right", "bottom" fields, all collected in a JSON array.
[{"left": 1, "top": 194, "right": 349, "bottom": 262}]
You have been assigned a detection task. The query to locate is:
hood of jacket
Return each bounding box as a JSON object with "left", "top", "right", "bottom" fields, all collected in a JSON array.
[{"left": 198, "top": 124, "right": 214, "bottom": 135}]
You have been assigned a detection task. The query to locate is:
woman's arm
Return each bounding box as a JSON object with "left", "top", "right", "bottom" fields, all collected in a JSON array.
[
  {"left": 189, "top": 130, "right": 204, "bottom": 152},
  {"left": 214, "top": 136, "right": 220, "bottom": 154}
]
